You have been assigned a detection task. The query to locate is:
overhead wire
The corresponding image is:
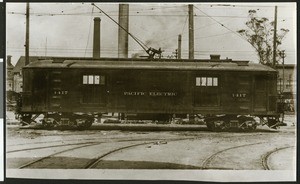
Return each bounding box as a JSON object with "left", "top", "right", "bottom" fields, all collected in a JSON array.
[
  {"left": 181, "top": 15, "right": 188, "bottom": 35},
  {"left": 84, "top": 6, "right": 94, "bottom": 57},
  {"left": 195, "top": 31, "right": 233, "bottom": 40},
  {"left": 7, "top": 4, "right": 294, "bottom": 59},
  {"left": 91, "top": 3, "right": 150, "bottom": 54},
  {"left": 11, "top": 46, "right": 279, "bottom": 53},
  {"left": 193, "top": 5, "right": 250, "bottom": 44}
]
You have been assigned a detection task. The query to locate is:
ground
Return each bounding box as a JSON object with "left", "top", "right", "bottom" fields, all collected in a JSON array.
[{"left": 5, "top": 112, "right": 297, "bottom": 180}]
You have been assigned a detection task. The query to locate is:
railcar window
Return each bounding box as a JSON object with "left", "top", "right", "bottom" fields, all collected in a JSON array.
[
  {"left": 83, "top": 75, "right": 105, "bottom": 85},
  {"left": 83, "top": 75, "right": 88, "bottom": 84},
  {"left": 196, "top": 77, "right": 218, "bottom": 86},
  {"left": 100, "top": 76, "right": 105, "bottom": 85},
  {"left": 196, "top": 77, "right": 201, "bottom": 86},
  {"left": 207, "top": 77, "right": 213, "bottom": 86},
  {"left": 201, "top": 77, "right": 206, "bottom": 86},
  {"left": 88, "top": 75, "right": 94, "bottom": 84},
  {"left": 213, "top": 77, "right": 218, "bottom": 86},
  {"left": 95, "top": 76, "right": 100, "bottom": 84}
]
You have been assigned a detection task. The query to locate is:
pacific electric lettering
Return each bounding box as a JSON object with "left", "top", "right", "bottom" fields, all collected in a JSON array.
[{"left": 124, "top": 91, "right": 177, "bottom": 97}]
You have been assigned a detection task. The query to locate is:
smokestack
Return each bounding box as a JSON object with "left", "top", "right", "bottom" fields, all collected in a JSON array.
[
  {"left": 178, "top": 34, "right": 182, "bottom": 59},
  {"left": 188, "top": 4, "right": 194, "bottom": 59},
  {"left": 118, "top": 4, "right": 129, "bottom": 58},
  {"left": 93, "top": 17, "right": 101, "bottom": 58}
]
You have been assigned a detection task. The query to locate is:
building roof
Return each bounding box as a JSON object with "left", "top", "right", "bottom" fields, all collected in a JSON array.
[
  {"left": 12, "top": 56, "right": 54, "bottom": 74},
  {"left": 276, "top": 64, "right": 296, "bottom": 69},
  {"left": 24, "top": 58, "right": 277, "bottom": 72}
]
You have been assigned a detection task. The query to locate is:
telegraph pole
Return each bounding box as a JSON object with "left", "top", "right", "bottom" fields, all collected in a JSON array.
[
  {"left": 272, "top": 6, "right": 277, "bottom": 67},
  {"left": 280, "top": 50, "right": 286, "bottom": 92},
  {"left": 178, "top": 34, "right": 182, "bottom": 59},
  {"left": 25, "top": 2, "right": 30, "bottom": 65},
  {"left": 188, "top": 4, "right": 194, "bottom": 59},
  {"left": 45, "top": 37, "right": 47, "bottom": 57}
]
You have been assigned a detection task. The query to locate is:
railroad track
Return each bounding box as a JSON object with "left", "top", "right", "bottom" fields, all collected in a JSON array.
[
  {"left": 7, "top": 137, "right": 182, "bottom": 154},
  {"left": 7, "top": 141, "right": 98, "bottom": 153},
  {"left": 84, "top": 141, "right": 156, "bottom": 169},
  {"left": 10, "top": 133, "right": 294, "bottom": 170},
  {"left": 15, "top": 137, "right": 195, "bottom": 169},
  {"left": 201, "top": 142, "right": 267, "bottom": 169},
  {"left": 18, "top": 141, "right": 103, "bottom": 169},
  {"left": 85, "top": 136, "right": 205, "bottom": 169},
  {"left": 261, "top": 146, "right": 295, "bottom": 170}
]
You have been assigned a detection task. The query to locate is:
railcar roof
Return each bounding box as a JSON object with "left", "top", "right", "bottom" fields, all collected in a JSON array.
[{"left": 24, "top": 59, "right": 277, "bottom": 72}]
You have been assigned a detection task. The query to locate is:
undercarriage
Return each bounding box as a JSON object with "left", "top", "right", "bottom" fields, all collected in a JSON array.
[{"left": 18, "top": 112, "right": 282, "bottom": 131}]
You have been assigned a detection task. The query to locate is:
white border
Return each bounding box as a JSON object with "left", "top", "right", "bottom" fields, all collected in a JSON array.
[
  {"left": 6, "top": 169, "right": 296, "bottom": 182},
  {"left": 0, "top": 57, "right": 4, "bottom": 181}
]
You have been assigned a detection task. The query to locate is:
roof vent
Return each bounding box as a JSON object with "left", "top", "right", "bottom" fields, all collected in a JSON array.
[
  {"left": 234, "top": 60, "right": 249, "bottom": 66},
  {"left": 52, "top": 59, "right": 64, "bottom": 63},
  {"left": 210, "top": 54, "right": 220, "bottom": 60}
]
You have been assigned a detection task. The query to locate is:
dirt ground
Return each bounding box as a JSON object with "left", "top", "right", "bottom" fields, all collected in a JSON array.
[{"left": 5, "top": 112, "right": 297, "bottom": 181}]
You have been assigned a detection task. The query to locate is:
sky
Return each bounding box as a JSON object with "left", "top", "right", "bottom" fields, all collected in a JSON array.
[{"left": 6, "top": 2, "right": 297, "bottom": 66}]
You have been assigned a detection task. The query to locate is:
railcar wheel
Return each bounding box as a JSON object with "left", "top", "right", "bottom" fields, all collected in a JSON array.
[
  {"left": 212, "top": 120, "right": 226, "bottom": 132},
  {"left": 76, "top": 118, "right": 93, "bottom": 130},
  {"left": 239, "top": 117, "right": 257, "bottom": 131},
  {"left": 41, "top": 118, "right": 56, "bottom": 128},
  {"left": 267, "top": 117, "right": 280, "bottom": 129},
  {"left": 20, "top": 114, "right": 32, "bottom": 126},
  {"left": 206, "top": 121, "right": 213, "bottom": 130}
]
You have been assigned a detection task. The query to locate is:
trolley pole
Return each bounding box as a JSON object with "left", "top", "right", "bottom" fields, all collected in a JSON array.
[{"left": 25, "top": 2, "right": 30, "bottom": 65}]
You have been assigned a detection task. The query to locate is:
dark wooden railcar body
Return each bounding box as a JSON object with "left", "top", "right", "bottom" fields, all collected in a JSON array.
[{"left": 21, "top": 58, "right": 278, "bottom": 118}]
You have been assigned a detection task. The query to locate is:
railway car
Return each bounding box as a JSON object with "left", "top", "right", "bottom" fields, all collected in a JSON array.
[{"left": 18, "top": 57, "right": 282, "bottom": 131}]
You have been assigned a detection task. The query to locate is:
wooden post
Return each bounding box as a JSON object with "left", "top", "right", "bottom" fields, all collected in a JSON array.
[
  {"left": 25, "top": 2, "right": 30, "bottom": 65},
  {"left": 178, "top": 34, "right": 182, "bottom": 59},
  {"left": 272, "top": 6, "right": 277, "bottom": 67},
  {"left": 188, "top": 4, "right": 194, "bottom": 59}
]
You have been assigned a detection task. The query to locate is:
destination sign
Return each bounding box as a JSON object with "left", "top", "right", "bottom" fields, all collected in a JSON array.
[{"left": 124, "top": 91, "right": 177, "bottom": 97}]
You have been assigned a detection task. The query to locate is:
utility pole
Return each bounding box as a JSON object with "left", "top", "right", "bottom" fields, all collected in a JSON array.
[
  {"left": 280, "top": 50, "right": 286, "bottom": 93},
  {"left": 188, "top": 4, "right": 194, "bottom": 59},
  {"left": 178, "top": 34, "right": 182, "bottom": 59},
  {"left": 272, "top": 6, "right": 277, "bottom": 67},
  {"left": 25, "top": 2, "right": 30, "bottom": 65},
  {"left": 45, "top": 37, "right": 47, "bottom": 57}
]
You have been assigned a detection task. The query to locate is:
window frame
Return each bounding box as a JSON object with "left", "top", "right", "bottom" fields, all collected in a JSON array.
[
  {"left": 82, "top": 74, "right": 105, "bottom": 85},
  {"left": 196, "top": 76, "right": 218, "bottom": 87}
]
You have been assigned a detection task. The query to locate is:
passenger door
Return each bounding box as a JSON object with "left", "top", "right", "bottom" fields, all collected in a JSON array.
[
  {"left": 49, "top": 70, "right": 62, "bottom": 109},
  {"left": 226, "top": 74, "right": 252, "bottom": 112},
  {"left": 32, "top": 70, "right": 48, "bottom": 111},
  {"left": 254, "top": 75, "right": 267, "bottom": 112},
  {"left": 194, "top": 75, "right": 220, "bottom": 107},
  {"left": 81, "top": 74, "right": 107, "bottom": 106}
]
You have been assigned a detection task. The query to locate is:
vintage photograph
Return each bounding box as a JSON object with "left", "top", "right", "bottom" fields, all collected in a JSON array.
[{"left": 5, "top": 2, "right": 296, "bottom": 182}]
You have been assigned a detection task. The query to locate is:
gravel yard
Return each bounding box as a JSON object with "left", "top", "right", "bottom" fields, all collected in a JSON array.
[{"left": 5, "top": 113, "right": 297, "bottom": 181}]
